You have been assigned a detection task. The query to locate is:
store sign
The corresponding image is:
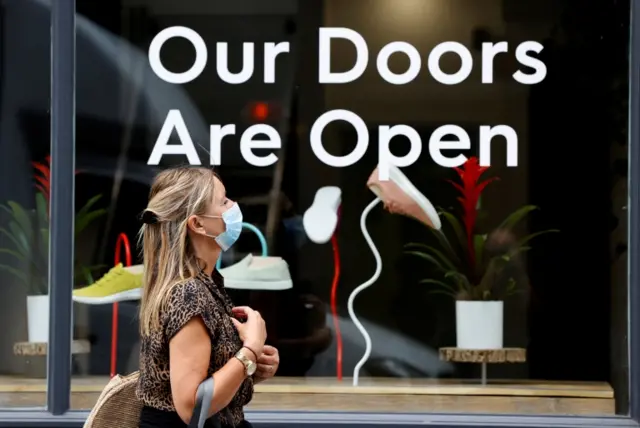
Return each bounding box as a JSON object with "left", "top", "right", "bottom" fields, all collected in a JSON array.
[{"left": 146, "top": 26, "right": 547, "bottom": 179}]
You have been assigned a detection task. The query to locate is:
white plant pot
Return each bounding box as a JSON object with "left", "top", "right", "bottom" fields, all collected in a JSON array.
[
  {"left": 456, "top": 300, "right": 503, "bottom": 349},
  {"left": 27, "top": 295, "right": 50, "bottom": 343}
]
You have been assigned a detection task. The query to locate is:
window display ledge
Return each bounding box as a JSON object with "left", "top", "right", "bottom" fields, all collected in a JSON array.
[
  {"left": 0, "top": 410, "right": 637, "bottom": 428},
  {"left": 0, "top": 377, "right": 615, "bottom": 415}
]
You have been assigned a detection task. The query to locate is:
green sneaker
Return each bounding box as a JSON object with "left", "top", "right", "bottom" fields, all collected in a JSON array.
[{"left": 73, "top": 263, "right": 143, "bottom": 304}]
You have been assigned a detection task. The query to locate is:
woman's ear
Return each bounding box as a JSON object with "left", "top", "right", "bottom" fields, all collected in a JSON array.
[{"left": 186, "top": 215, "right": 205, "bottom": 235}]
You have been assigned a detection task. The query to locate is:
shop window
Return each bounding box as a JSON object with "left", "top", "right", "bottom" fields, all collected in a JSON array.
[
  {"left": 4, "top": 0, "right": 628, "bottom": 419},
  {"left": 0, "top": 0, "right": 52, "bottom": 409}
]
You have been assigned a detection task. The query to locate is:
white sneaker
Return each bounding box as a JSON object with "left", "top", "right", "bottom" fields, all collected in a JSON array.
[
  {"left": 219, "top": 254, "right": 293, "bottom": 290},
  {"left": 303, "top": 186, "right": 341, "bottom": 244}
]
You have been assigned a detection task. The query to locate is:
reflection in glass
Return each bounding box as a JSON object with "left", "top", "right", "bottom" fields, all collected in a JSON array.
[
  {"left": 64, "top": 0, "right": 631, "bottom": 417},
  {"left": 0, "top": 0, "right": 51, "bottom": 409}
]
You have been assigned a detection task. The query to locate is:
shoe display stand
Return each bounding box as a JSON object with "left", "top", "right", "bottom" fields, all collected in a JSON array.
[
  {"left": 13, "top": 340, "right": 91, "bottom": 356},
  {"left": 328, "top": 230, "right": 342, "bottom": 380},
  {"left": 302, "top": 187, "right": 343, "bottom": 381},
  {"left": 438, "top": 347, "right": 527, "bottom": 386},
  {"left": 13, "top": 340, "right": 90, "bottom": 379},
  {"left": 348, "top": 166, "right": 443, "bottom": 387},
  {"left": 348, "top": 197, "right": 382, "bottom": 387},
  {"left": 110, "top": 233, "right": 132, "bottom": 378}
]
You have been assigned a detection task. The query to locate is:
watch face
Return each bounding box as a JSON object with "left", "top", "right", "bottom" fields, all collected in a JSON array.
[
  {"left": 237, "top": 350, "right": 258, "bottom": 376},
  {"left": 246, "top": 360, "right": 257, "bottom": 376}
]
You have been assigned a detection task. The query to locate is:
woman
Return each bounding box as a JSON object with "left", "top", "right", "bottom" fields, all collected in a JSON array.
[{"left": 136, "top": 167, "right": 280, "bottom": 428}]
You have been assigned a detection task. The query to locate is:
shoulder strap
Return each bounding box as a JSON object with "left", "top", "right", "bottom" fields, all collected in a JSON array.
[{"left": 189, "top": 377, "right": 222, "bottom": 428}]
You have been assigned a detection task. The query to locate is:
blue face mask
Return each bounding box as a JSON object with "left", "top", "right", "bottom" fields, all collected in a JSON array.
[{"left": 201, "top": 203, "right": 243, "bottom": 251}]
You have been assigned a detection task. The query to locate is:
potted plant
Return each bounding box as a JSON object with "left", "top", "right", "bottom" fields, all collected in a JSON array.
[
  {"left": 0, "top": 156, "right": 106, "bottom": 342},
  {"left": 405, "top": 157, "right": 558, "bottom": 349}
]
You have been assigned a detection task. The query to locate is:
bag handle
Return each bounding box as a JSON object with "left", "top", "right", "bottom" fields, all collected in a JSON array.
[{"left": 189, "top": 377, "right": 221, "bottom": 428}]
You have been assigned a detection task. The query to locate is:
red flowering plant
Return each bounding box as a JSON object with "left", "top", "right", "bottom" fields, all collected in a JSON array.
[
  {"left": 0, "top": 156, "right": 106, "bottom": 295},
  {"left": 405, "top": 157, "right": 558, "bottom": 301}
]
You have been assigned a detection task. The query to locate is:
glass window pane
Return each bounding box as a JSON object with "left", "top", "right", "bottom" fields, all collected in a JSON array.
[
  {"left": 0, "top": 0, "right": 51, "bottom": 410},
  {"left": 70, "top": 0, "right": 631, "bottom": 419}
]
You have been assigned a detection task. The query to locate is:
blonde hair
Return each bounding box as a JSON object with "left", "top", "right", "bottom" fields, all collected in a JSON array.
[{"left": 138, "top": 166, "right": 218, "bottom": 336}]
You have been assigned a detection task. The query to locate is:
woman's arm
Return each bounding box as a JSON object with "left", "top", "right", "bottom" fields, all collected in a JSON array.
[{"left": 169, "top": 317, "right": 254, "bottom": 424}]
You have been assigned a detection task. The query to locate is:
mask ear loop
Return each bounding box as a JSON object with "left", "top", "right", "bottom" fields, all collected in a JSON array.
[
  {"left": 198, "top": 214, "right": 222, "bottom": 239},
  {"left": 215, "top": 222, "right": 267, "bottom": 270}
]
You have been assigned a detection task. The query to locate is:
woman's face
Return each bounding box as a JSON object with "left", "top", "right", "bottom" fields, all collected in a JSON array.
[{"left": 201, "top": 176, "right": 235, "bottom": 237}]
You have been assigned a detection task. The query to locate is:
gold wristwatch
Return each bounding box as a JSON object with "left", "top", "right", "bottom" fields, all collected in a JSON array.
[{"left": 235, "top": 349, "right": 257, "bottom": 376}]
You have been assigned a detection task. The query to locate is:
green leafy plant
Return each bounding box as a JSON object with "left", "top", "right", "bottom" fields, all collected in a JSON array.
[
  {"left": 0, "top": 156, "right": 106, "bottom": 295},
  {"left": 405, "top": 157, "right": 558, "bottom": 301}
]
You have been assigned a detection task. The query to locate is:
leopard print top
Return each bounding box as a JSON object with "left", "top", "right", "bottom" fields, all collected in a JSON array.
[{"left": 136, "top": 270, "right": 253, "bottom": 426}]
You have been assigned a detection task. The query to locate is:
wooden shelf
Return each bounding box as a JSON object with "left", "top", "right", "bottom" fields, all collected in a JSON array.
[
  {"left": 439, "top": 347, "right": 527, "bottom": 363},
  {"left": 0, "top": 376, "right": 615, "bottom": 415},
  {"left": 13, "top": 340, "right": 91, "bottom": 356}
]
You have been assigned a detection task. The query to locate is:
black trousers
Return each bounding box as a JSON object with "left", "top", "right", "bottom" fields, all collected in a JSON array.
[{"left": 139, "top": 405, "right": 253, "bottom": 428}]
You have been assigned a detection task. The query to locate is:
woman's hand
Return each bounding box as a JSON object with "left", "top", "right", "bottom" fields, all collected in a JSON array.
[
  {"left": 230, "top": 306, "right": 267, "bottom": 357},
  {"left": 254, "top": 345, "right": 279, "bottom": 382}
]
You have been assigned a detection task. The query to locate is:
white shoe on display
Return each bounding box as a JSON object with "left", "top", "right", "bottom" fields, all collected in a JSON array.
[
  {"left": 303, "top": 186, "right": 341, "bottom": 244},
  {"left": 219, "top": 254, "right": 293, "bottom": 290},
  {"left": 367, "top": 165, "right": 441, "bottom": 230}
]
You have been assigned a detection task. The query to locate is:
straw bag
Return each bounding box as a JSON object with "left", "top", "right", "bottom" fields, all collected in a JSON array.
[{"left": 84, "top": 371, "right": 219, "bottom": 428}]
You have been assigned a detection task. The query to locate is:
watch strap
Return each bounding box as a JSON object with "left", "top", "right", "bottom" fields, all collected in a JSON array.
[{"left": 235, "top": 349, "right": 252, "bottom": 373}]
